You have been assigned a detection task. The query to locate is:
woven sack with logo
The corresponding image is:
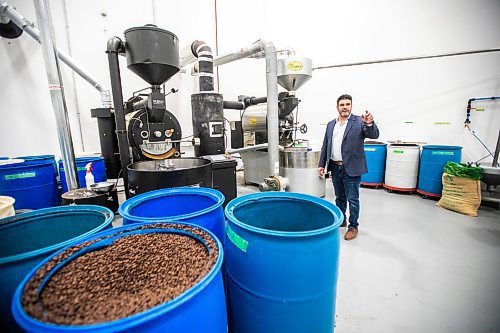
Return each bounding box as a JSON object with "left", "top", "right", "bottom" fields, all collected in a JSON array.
[{"left": 437, "top": 162, "right": 482, "bottom": 217}]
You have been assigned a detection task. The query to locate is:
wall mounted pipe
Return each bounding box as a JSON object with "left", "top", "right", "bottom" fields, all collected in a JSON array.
[
  {"left": 465, "top": 96, "right": 500, "bottom": 166},
  {"left": 33, "top": 0, "right": 78, "bottom": 191},
  {"left": 465, "top": 96, "right": 499, "bottom": 125},
  {"left": 313, "top": 46, "right": 500, "bottom": 70},
  {"left": 106, "top": 37, "right": 131, "bottom": 198},
  {"left": 212, "top": 42, "right": 264, "bottom": 67},
  {"left": 0, "top": 0, "right": 112, "bottom": 107}
]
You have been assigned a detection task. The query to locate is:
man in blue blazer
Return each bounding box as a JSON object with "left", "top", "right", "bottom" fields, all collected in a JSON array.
[{"left": 318, "top": 94, "right": 379, "bottom": 240}]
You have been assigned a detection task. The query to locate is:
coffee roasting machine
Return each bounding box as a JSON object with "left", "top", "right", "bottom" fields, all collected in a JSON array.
[
  {"left": 225, "top": 57, "right": 326, "bottom": 197},
  {"left": 91, "top": 25, "right": 325, "bottom": 199},
  {"left": 92, "top": 25, "right": 236, "bottom": 203}
]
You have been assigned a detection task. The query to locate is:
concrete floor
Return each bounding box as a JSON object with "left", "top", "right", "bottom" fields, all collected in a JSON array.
[{"left": 236, "top": 171, "right": 500, "bottom": 333}]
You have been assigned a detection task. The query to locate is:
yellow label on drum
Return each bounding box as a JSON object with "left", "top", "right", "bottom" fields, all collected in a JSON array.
[
  {"left": 249, "top": 117, "right": 257, "bottom": 125},
  {"left": 287, "top": 61, "right": 304, "bottom": 71}
]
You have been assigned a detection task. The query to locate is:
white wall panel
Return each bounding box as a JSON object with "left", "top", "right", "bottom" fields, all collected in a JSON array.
[{"left": 1, "top": 0, "right": 499, "bottom": 165}]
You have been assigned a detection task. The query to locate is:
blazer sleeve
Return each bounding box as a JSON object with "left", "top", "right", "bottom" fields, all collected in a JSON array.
[
  {"left": 319, "top": 124, "right": 329, "bottom": 168},
  {"left": 362, "top": 122, "right": 380, "bottom": 139}
]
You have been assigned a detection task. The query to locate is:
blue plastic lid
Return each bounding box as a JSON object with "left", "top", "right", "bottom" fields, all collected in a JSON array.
[{"left": 422, "top": 145, "right": 462, "bottom": 150}]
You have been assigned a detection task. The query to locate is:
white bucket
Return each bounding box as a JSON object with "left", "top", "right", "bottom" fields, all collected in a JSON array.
[{"left": 0, "top": 196, "right": 16, "bottom": 218}]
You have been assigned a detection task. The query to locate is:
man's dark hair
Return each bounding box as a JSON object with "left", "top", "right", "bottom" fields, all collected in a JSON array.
[{"left": 337, "top": 94, "right": 352, "bottom": 105}]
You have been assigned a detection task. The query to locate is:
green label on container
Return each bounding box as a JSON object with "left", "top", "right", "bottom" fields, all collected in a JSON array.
[
  {"left": 431, "top": 151, "right": 454, "bottom": 156},
  {"left": 434, "top": 122, "right": 450, "bottom": 125},
  {"left": 393, "top": 150, "right": 404, "bottom": 154},
  {"left": 5, "top": 172, "right": 36, "bottom": 180},
  {"left": 474, "top": 108, "right": 485, "bottom": 112},
  {"left": 226, "top": 225, "right": 249, "bottom": 253},
  {"left": 364, "top": 148, "right": 376, "bottom": 152},
  {"left": 60, "top": 166, "right": 87, "bottom": 172}
]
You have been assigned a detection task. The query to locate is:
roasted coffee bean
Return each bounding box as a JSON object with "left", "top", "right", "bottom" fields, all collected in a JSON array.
[{"left": 22, "top": 224, "right": 218, "bottom": 325}]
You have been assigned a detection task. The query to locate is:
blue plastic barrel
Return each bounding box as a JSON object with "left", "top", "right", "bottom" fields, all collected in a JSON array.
[
  {"left": 119, "top": 187, "right": 225, "bottom": 243},
  {"left": 0, "top": 159, "right": 59, "bottom": 210},
  {"left": 417, "top": 145, "right": 462, "bottom": 197},
  {"left": 361, "top": 143, "right": 387, "bottom": 186},
  {"left": 224, "top": 192, "right": 343, "bottom": 333},
  {"left": 16, "top": 155, "right": 58, "bottom": 175},
  {"left": 58, "top": 156, "right": 106, "bottom": 193},
  {"left": 0, "top": 205, "right": 113, "bottom": 332},
  {"left": 11, "top": 222, "right": 226, "bottom": 333}
]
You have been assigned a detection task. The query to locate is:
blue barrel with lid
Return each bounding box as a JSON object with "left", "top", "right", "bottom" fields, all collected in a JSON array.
[
  {"left": 0, "top": 159, "right": 59, "bottom": 210},
  {"left": 16, "top": 155, "right": 57, "bottom": 174},
  {"left": 417, "top": 145, "right": 462, "bottom": 197},
  {"left": 361, "top": 143, "right": 387, "bottom": 186}
]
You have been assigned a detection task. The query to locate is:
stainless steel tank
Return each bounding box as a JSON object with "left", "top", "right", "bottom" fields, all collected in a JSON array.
[
  {"left": 242, "top": 104, "right": 267, "bottom": 132},
  {"left": 279, "top": 148, "right": 325, "bottom": 197}
]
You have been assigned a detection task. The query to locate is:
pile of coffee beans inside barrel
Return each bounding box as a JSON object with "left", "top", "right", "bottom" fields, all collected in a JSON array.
[{"left": 21, "top": 223, "right": 218, "bottom": 325}]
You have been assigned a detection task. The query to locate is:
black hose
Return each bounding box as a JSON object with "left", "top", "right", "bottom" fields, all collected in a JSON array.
[{"left": 223, "top": 101, "right": 245, "bottom": 110}]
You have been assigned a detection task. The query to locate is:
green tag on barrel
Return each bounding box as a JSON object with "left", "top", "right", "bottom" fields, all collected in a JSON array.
[
  {"left": 393, "top": 150, "right": 404, "bottom": 154},
  {"left": 226, "top": 225, "right": 249, "bottom": 253},
  {"left": 5, "top": 172, "right": 36, "bottom": 180},
  {"left": 431, "top": 151, "right": 454, "bottom": 156}
]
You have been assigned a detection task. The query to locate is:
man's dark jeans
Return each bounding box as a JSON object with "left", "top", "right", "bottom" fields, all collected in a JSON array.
[{"left": 331, "top": 163, "right": 361, "bottom": 228}]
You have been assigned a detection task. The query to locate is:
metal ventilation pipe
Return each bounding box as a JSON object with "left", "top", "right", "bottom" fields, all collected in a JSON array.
[
  {"left": 33, "top": 0, "right": 78, "bottom": 190},
  {"left": 192, "top": 41, "right": 215, "bottom": 93},
  {"left": 203, "top": 39, "right": 279, "bottom": 176},
  {"left": 188, "top": 40, "right": 224, "bottom": 156}
]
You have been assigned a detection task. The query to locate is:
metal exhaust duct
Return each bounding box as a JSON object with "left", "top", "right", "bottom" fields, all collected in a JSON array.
[{"left": 33, "top": 0, "right": 78, "bottom": 190}]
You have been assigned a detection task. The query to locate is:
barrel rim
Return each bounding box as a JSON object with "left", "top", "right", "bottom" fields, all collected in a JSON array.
[
  {"left": 58, "top": 156, "right": 104, "bottom": 164},
  {"left": 422, "top": 145, "right": 463, "bottom": 150},
  {"left": 119, "top": 187, "right": 224, "bottom": 221},
  {"left": 126, "top": 158, "right": 212, "bottom": 172},
  {"left": 15, "top": 155, "right": 55, "bottom": 160},
  {"left": 388, "top": 144, "right": 420, "bottom": 148},
  {"left": 11, "top": 221, "right": 223, "bottom": 331},
  {"left": 225, "top": 192, "right": 343, "bottom": 237},
  {"left": 0, "top": 159, "right": 54, "bottom": 170},
  {"left": 0, "top": 205, "right": 114, "bottom": 265}
]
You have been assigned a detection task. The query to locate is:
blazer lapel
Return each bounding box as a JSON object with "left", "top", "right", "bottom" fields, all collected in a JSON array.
[
  {"left": 343, "top": 116, "right": 355, "bottom": 141},
  {"left": 330, "top": 120, "right": 337, "bottom": 146}
]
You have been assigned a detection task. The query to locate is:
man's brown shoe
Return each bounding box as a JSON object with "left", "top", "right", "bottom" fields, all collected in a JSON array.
[
  {"left": 344, "top": 227, "right": 358, "bottom": 240},
  {"left": 340, "top": 220, "right": 347, "bottom": 227}
]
